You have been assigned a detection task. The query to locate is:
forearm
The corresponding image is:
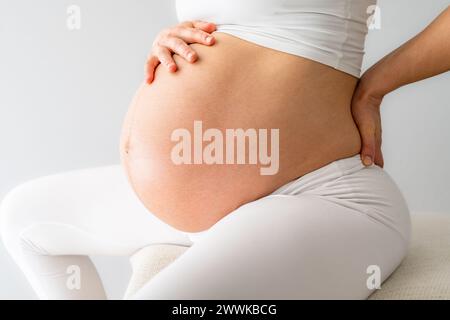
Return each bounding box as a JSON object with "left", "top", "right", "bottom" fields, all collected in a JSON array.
[{"left": 361, "top": 6, "right": 450, "bottom": 97}]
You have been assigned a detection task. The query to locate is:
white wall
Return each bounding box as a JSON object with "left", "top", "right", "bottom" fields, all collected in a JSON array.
[{"left": 0, "top": 0, "right": 449, "bottom": 299}]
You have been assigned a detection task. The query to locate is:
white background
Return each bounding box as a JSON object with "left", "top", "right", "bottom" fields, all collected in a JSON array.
[{"left": 0, "top": 0, "right": 449, "bottom": 299}]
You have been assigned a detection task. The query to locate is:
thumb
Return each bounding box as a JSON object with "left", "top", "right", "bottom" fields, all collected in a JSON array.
[{"left": 360, "top": 127, "right": 376, "bottom": 166}]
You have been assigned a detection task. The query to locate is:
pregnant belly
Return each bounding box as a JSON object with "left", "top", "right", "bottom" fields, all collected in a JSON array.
[{"left": 120, "top": 32, "right": 361, "bottom": 232}]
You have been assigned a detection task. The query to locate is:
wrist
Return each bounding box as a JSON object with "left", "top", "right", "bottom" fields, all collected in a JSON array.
[
  {"left": 358, "top": 66, "right": 390, "bottom": 101},
  {"left": 359, "top": 49, "right": 407, "bottom": 99}
]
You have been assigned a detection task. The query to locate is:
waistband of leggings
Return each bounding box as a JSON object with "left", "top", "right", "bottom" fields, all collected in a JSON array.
[
  {"left": 185, "top": 155, "right": 366, "bottom": 240},
  {"left": 332, "top": 154, "right": 366, "bottom": 175},
  {"left": 269, "top": 154, "right": 365, "bottom": 196}
]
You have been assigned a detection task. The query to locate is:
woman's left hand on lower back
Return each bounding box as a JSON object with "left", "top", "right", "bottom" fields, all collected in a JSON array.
[{"left": 351, "top": 74, "right": 385, "bottom": 168}]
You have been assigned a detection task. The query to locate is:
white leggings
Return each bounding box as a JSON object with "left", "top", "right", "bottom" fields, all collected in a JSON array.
[{"left": 0, "top": 155, "right": 411, "bottom": 299}]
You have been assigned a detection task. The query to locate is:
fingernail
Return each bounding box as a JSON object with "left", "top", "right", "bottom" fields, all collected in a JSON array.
[
  {"left": 363, "top": 156, "right": 373, "bottom": 166},
  {"left": 206, "top": 36, "right": 213, "bottom": 43},
  {"left": 187, "top": 52, "right": 195, "bottom": 61}
]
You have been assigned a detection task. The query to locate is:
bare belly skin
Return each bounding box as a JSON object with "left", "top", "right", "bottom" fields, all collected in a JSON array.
[{"left": 120, "top": 32, "right": 361, "bottom": 232}]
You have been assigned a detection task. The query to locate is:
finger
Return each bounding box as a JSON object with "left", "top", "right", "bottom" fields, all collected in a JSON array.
[
  {"left": 146, "top": 55, "right": 160, "bottom": 84},
  {"left": 374, "top": 127, "right": 384, "bottom": 167},
  {"left": 160, "top": 36, "right": 198, "bottom": 63},
  {"left": 178, "top": 21, "right": 194, "bottom": 28},
  {"left": 192, "top": 20, "right": 217, "bottom": 33},
  {"left": 173, "top": 27, "right": 215, "bottom": 46},
  {"left": 359, "top": 125, "right": 376, "bottom": 166},
  {"left": 375, "top": 149, "right": 384, "bottom": 168},
  {"left": 155, "top": 46, "right": 177, "bottom": 72}
]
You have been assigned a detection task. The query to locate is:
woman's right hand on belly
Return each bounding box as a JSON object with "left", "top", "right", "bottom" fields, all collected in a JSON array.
[{"left": 146, "top": 20, "right": 216, "bottom": 84}]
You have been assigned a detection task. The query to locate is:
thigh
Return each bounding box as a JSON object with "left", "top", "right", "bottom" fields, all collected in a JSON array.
[
  {"left": 130, "top": 194, "right": 408, "bottom": 299},
  {"left": 3, "top": 165, "right": 191, "bottom": 256}
]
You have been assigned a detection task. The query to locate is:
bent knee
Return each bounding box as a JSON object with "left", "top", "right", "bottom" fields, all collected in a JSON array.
[{"left": 0, "top": 178, "right": 51, "bottom": 246}]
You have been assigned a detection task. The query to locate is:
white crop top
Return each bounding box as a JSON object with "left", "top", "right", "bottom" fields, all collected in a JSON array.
[{"left": 175, "top": 0, "right": 377, "bottom": 78}]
